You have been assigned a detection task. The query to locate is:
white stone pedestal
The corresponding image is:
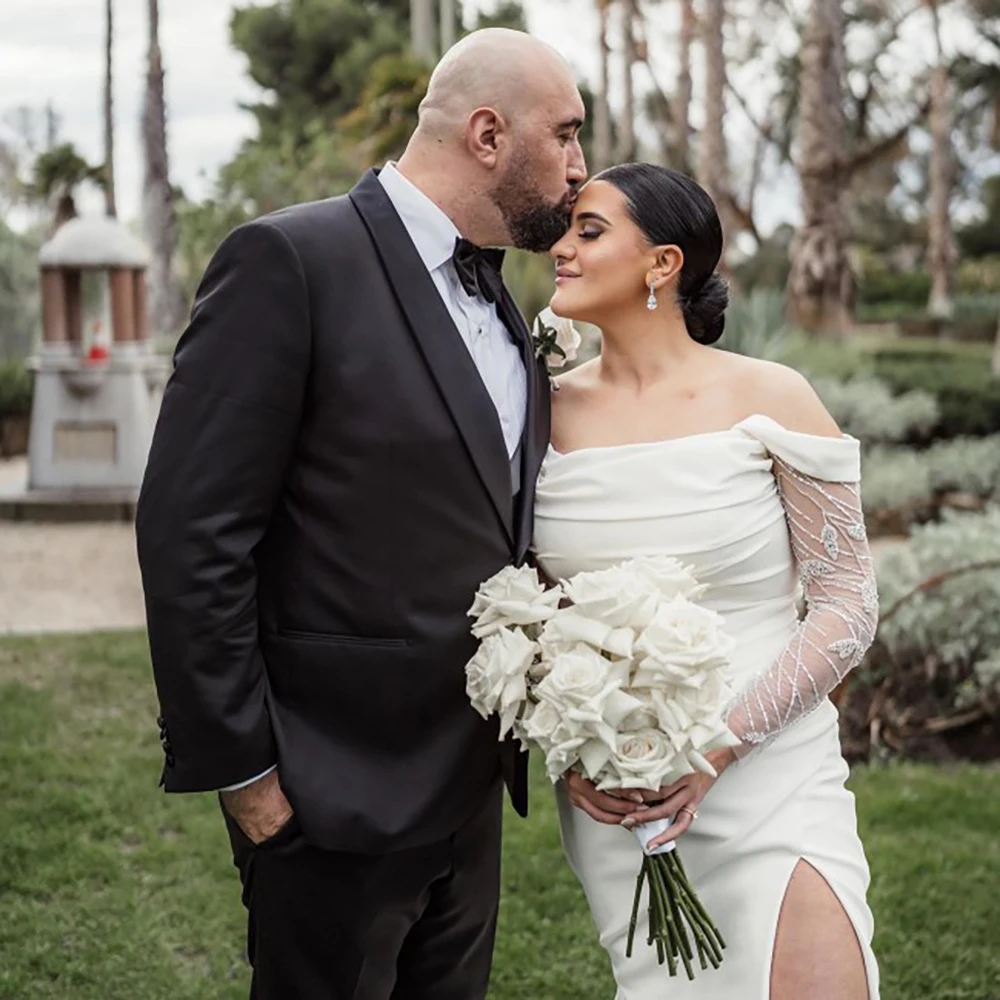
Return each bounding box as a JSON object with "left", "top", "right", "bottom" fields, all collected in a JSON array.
[{"left": 27, "top": 342, "right": 171, "bottom": 493}]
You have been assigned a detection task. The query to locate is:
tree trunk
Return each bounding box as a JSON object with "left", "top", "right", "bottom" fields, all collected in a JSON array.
[
  {"left": 698, "top": 0, "right": 731, "bottom": 255},
  {"left": 992, "top": 312, "right": 1000, "bottom": 375},
  {"left": 616, "top": 0, "right": 638, "bottom": 162},
  {"left": 103, "top": 0, "right": 117, "bottom": 217},
  {"left": 594, "top": 0, "right": 614, "bottom": 172},
  {"left": 439, "top": 0, "right": 456, "bottom": 55},
  {"left": 674, "top": 0, "right": 695, "bottom": 172},
  {"left": 786, "top": 0, "right": 853, "bottom": 336},
  {"left": 927, "top": 0, "right": 955, "bottom": 319},
  {"left": 411, "top": 0, "right": 436, "bottom": 63},
  {"left": 54, "top": 190, "right": 77, "bottom": 232},
  {"left": 142, "top": 0, "right": 186, "bottom": 340}
]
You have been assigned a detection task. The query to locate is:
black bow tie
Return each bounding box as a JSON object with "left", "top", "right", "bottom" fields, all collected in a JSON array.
[{"left": 452, "top": 237, "right": 506, "bottom": 303}]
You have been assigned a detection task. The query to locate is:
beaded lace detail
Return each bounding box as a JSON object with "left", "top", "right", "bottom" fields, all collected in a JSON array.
[{"left": 726, "top": 456, "right": 878, "bottom": 750}]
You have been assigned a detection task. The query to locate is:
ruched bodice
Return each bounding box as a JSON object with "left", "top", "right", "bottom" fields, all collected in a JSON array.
[{"left": 536, "top": 415, "right": 862, "bottom": 664}]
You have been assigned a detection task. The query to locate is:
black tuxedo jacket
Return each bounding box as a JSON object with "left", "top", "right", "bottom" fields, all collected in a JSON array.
[{"left": 136, "top": 169, "right": 551, "bottom": 854}]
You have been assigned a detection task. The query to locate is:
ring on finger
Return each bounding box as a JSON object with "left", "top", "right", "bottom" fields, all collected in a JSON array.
[{"left": 678, "top": 806, "right": 699, "bottom": 821}]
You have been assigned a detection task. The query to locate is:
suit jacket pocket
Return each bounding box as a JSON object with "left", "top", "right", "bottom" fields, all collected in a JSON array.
[{"left": 275, "top": 628, "right": 408, "bottom": 648}]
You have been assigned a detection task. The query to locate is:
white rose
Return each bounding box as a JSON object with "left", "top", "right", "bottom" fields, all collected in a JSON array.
[
  {"left": 517, "top": 699, "right": 590, "bottom": 781},
  {"left": 534, "top": 307, "right": 582, "bottom": 368},
  {"left": 595, "top": 729, "right": 689, "bottom": 792},
  {"left": 469, "top": 564, "right": 562, "bottom": 639},
  {"left": 538, "top": 608, "right": 635, "bottom": 660},
  {"left": 563, "top": 564, "right": 661, "bottom": 630},
  {"left": 639, "top": 683, "right": 740, "bottom": 757},
  {"left": 533, "top": 645, "right": 644, "bottom": 762},
  {"left": 630, "top": 556, "right": 708, "bottom": 602},
  {"left": 464, "top": 627, "right": 538, "bottom": 738},
  {"left": 632, "top": 596, "right": 735, "bottom": 688}
]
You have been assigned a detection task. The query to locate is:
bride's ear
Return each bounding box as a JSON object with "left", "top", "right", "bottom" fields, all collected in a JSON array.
[{"left": 648, "top": 245, "right": 684, "bottom": 291}]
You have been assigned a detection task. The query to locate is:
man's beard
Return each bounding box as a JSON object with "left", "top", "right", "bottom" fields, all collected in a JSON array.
[{"left": 491, "top": 157, "right": 577, "bottom": 253}]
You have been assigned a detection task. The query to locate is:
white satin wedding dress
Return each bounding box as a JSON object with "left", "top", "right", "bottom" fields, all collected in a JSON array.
[{"left": 533, "top": 414, "right": 880, "bottom": 1000}]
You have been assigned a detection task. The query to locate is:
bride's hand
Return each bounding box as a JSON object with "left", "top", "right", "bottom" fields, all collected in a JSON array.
[
  {"left": 565, "top": 771, "right": 645, "bottom": 825},
  {"left": 621, "top": 748, "right": 738, "bottom": 850}
]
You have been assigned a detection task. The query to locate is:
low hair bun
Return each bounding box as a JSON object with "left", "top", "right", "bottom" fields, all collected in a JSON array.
[{"left": 681, "top": 272, "right": 729, "bottom": 345}]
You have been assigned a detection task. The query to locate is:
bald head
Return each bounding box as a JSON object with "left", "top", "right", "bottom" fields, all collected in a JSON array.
[
  {"left": 417, "top": 28, "right": 578, "bottom": 141},
  {"left": 396, "top": 28, "right": 586, "bottom": 252}
]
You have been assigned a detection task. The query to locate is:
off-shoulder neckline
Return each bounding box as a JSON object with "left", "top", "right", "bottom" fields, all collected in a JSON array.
[{"left": 546, "top": 413, "right": 850, "bottom": 459}]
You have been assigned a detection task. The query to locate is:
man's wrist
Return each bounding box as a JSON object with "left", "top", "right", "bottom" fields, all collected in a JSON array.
[{"left": 219, "top": 764, "right": 277, "bottom": 793}]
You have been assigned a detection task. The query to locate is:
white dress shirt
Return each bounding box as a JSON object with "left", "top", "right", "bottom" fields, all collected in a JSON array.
[{"left": 220, "top": 166, "right": 528, "bottom": 793}]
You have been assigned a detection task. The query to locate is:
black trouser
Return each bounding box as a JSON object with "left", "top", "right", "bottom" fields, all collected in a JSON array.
[{"left": 221, "top": 784, "right": 503, "bottom": 1000}]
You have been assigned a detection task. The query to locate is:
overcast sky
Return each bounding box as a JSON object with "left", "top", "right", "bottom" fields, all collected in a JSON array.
[{"left": 0, "top": 0, "right": 980, "bottom": 235}]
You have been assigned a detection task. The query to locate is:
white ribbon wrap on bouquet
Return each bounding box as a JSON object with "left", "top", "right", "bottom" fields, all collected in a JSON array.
[{"left": 631, "top": 816, "right": 676, "bottom": 856}]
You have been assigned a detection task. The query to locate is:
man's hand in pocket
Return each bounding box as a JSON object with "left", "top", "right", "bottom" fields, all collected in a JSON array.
[{"left": 221, "top": 769, "right": 294, "bottom": 845}]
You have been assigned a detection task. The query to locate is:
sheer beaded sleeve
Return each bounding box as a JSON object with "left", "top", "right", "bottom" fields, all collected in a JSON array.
[{"left": 726, "top": 418, "right": 879, "bottom": 751}]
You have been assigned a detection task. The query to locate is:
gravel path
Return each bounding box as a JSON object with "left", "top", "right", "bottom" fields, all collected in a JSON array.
[{"left": 0, "top": 458, "right": 145, "bottom": 635}]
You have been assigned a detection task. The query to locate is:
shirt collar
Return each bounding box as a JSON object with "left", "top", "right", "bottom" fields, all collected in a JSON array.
[{"left": 377, "top": 162, "right": 460, "bottom": 274}]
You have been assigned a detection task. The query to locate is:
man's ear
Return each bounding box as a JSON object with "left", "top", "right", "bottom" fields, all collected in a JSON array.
[{"left": 467, "top": 107, "right": 505, "bottom": 167}]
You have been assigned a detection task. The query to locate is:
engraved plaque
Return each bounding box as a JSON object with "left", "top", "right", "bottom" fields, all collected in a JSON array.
[{"left": 53, "top": 422, "right": 117, "bottom": 463}]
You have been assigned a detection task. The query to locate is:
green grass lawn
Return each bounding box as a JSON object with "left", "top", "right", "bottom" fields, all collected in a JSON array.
[{"left": 1, "top": 631, "right": 998, "bottom": 1000}]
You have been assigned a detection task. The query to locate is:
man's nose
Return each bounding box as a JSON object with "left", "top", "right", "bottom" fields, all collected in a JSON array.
[{"left": 568, "top": 142, "right": 588, "bottom": 184}]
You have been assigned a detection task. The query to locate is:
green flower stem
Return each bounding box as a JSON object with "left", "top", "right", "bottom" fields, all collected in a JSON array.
[
  {"left": 654, "top": 860, "right": 687, "bottom": 978},
  {"left": 661, "top": 865, "right": 697, "bottom": 981},
  {"left": 626, "top": 864, "right": 647, "bottom": 958},
  {"left": 649, "top": 859, "right": 678, "bottom": 976},
  {"left": 669, "top": 856, "right": 726, "bottom": 961}
]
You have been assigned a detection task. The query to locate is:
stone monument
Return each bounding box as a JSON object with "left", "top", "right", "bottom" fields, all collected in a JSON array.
[{"left": 10, "top": 215, "right": 171, "bottom": 517}]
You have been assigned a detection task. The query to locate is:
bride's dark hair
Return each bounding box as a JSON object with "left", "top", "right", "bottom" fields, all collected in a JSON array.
[{"left": 596, "top": 162, "right": 729, "bottom": 345}]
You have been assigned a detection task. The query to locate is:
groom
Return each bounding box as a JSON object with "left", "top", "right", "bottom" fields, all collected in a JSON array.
[{"left": 136, "top": 27, "right": 586, "bottom": 1000}]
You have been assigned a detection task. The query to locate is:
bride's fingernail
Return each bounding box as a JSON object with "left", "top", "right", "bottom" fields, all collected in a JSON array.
[{"left": 621, "top": 817, "right": 636, "bottom": 828}]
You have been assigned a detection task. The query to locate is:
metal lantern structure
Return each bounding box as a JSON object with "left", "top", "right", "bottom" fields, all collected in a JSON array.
[{"left": 26, "top": 215, "right": 170, "bottom": 503}]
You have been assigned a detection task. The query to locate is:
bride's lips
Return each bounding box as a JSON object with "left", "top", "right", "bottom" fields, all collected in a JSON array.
[{"left": 555, "top": 268, "right": 580, "bottom": 285}]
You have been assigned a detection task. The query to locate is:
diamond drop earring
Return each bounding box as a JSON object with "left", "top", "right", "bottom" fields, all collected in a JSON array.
[{"left": 646, "top": 276, "right": 658, "bottom": 311}]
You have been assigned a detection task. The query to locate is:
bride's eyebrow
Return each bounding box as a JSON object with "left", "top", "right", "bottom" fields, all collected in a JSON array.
[{"left": 577, "top": 212, "right": 611, "bottom": 226}]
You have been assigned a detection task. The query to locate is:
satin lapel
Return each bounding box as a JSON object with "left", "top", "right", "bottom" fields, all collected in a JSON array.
[
  {"left": 349, "top": 170, "right": 514, "bottom": 546},
  {"left": 501, "top": 287, "right": 551, "bottom": 563}
]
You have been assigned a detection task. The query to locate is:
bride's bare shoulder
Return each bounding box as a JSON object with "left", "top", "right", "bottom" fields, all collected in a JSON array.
[{"left": 721, "top": 354, "right": 841, "bottom": 438}]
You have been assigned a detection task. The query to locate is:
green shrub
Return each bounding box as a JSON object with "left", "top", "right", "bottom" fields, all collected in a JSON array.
[
  {"left": 927, "top": 435, "right": 1000, "bottom": 498},
  {"left": 813, "top": 375, "right": 939, "bottom": 445},
  {"left": 861, "top": 446, "right": 934, "bottom": 522},
  {"left": 782, "top": 336, "right": 871, "bottom": 381},
  {"left": 0, "top": 362, "right": 32, "bottom": 419},
  {"left": 716, "top": 288, "right": 795, "bottom": 361},
  {"left": 856, "top": 267, "right": 931, "bottom": 307},
  {"left": 876, "top": 506, "right": 1000, "bottom": 710},
  {"left": 952, "top": 292, "right": 1000, "bottom": 321},
  {"left": 871, "top": 353, "right": 1000, "bottom": 438}
]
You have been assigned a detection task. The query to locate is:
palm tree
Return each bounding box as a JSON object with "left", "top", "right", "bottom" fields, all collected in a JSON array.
[
  {"left": 616, "top": 0, "right": 639, "bottom": 162},
  {"left": 593, "top": 0, "right": 614, "bottom": 172},
  {"left": 786, "top": 0, "right": 852, "bottom": 336},
  {"left": 103, "top": 0, "right": 117, "bottom": 217},
  {"left": 439, "top": 0, "right": 456, "bottom": 53},
  {"left": 339, "top": 53, "right": 432, "bottom": 164},
  {"left": 142, "top": 0, "right": 186, "bottom": 339},
  {"left": 698, "top": 0, "right": 731, "bottom": 256},
  {"left": 32, "top": 143, "right": 104, "bottom": 232},
  {"left": 927, "top": 0, "right": 955, "bottom": 318},
  {"left": 411, "top": 0, "right": 436, "bottom": 62},
  {"left": 674, "top": 0, "right": 695, "bottom": 172}
]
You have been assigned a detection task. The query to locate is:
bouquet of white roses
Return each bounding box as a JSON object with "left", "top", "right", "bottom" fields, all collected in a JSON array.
[{"left": 464, "top": 556, "right": 739, "bottom": 980}]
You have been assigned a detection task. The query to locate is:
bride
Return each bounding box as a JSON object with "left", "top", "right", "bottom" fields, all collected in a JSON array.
[{"left": 532, "top": 163, "right": 879, "bottom": 1000}]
